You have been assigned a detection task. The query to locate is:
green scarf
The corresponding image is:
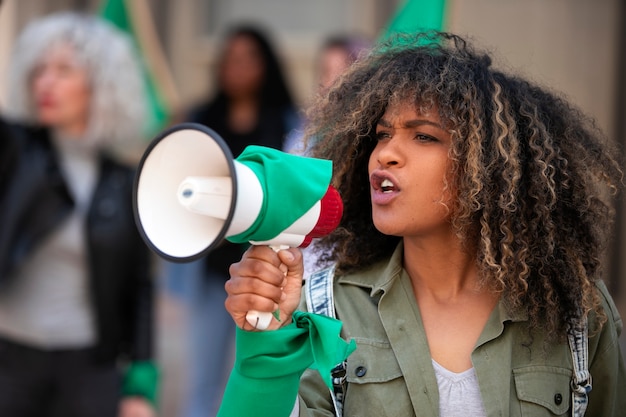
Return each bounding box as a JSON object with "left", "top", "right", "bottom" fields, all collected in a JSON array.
[{"left": 217, "top": 311, "right": 356, "bottom": 416}]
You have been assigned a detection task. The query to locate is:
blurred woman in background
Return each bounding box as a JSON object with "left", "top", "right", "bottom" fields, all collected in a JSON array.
[
  {"left": 163, "top": 23, "right": 298, "bottom": 417},
  {"left": 0, "top": 12, "right": 157, "bottom": 417}
]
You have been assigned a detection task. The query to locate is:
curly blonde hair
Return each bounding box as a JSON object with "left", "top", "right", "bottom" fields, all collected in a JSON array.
[{"left": 306, "top": 32, "right": 623, "bottom": 340}]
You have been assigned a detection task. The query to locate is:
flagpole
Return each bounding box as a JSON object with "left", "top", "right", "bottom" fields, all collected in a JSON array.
[{"left": 126, "top": 0, "right": 180, "bottom": 116}]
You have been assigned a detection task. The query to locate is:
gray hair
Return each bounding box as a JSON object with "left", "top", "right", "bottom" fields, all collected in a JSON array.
[{"left": 5, "top": 11, "right": 147, "bottom": 147}]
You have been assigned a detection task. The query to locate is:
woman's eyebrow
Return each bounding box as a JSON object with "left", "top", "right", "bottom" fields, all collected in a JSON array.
[
  {"left": 404, "top": 119, "right": 444, "bottom": 129},
  {"left": 376, "top": 118, "right": 443, "bottom": 130}
]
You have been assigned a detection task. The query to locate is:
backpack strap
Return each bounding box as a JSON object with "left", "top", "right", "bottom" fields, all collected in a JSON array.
[
  {"left": 305, "top": 265, "right": 347, "bottom": 417},
  {"left": 568, "top": 317, "right": 591, "bottom": 417},
  {"left": 306, "top": 265, "right": 337, "bottom": 318}
]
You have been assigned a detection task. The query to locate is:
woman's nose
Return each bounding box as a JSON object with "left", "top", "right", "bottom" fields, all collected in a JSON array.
[
  {"left": 33, "top": 69, "right": 55, "bottom": 90},
  {"left": 376, "top": 139, "right": 401, "bottom": 167}
]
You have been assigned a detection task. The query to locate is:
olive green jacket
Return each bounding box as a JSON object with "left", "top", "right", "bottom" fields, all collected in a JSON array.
[{"left": 297, "top": 244, "right": 626, "bottom": 416}]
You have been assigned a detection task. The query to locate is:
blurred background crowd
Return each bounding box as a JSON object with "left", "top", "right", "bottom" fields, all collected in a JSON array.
[{"left": 0, "top": 0, "right": 624, "bottom": 416}]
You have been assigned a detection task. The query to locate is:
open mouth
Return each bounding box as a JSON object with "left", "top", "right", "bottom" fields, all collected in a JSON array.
[
  {"left": 371, "top": 172, "right": 399, "bottom": 193},
  {"left": 381, "top": 179, "right": 395, "bottom": 193},
  {"left": 370, "top": 172, "right": 400, "bottom": 205}
]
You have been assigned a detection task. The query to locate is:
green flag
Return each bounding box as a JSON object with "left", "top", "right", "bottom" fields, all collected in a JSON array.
[
  {"left": 379, "top": 0, "right": 447, "bottom": 44},
  {"left": 99, "top": 0, "right": 178, "bottom": 139}
]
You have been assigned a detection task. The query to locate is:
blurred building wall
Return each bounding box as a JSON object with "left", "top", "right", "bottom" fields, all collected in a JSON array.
[
  {"left": 448, "top": 0, "right": 620, "bottom": 143},
  {"left": 1, "top": 1, "right": 620, "bottom": 142}
]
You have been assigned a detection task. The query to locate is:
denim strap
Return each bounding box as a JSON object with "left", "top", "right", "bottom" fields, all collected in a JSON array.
[
  {"left": 305, "top": 265, "right": 347, "bottom": 416},
  {"left": 568, "top": 317, "right": 591, "bottom": 417}
]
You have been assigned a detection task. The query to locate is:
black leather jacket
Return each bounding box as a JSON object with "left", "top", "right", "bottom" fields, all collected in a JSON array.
[{"left": 0, "top": 119, "right": 153, "bottom": 363}]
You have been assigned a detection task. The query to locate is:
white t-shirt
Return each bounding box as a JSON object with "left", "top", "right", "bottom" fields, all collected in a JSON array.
[{"left": 433, "top": 359, "right": 487, "bottom": 417}]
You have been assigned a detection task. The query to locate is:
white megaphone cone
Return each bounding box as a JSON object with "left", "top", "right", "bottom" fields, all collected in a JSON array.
[
  {"left": 133, "top": 123, "right": 254, "bottom": 261},
  {"left": 133, "top": 123, "right": 343, "bottom": 330}
]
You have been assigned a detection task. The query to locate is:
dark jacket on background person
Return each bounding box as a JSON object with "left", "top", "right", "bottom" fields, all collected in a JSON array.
[{"left": 0, "top": 118, "right": 153, "bottom": 364}]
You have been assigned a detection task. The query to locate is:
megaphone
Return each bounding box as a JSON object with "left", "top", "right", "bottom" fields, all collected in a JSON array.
[{"left": 133, "top": 123, "right": 343, "bottom": 329}]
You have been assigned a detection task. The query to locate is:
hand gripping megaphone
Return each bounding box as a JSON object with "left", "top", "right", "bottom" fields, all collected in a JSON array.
[{"left": 133, "top": 123, "right": 343, "bottom": 329}]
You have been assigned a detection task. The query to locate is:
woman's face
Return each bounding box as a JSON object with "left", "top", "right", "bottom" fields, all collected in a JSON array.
[
  {"left": 219, "top": 34, "right": 266, "bottom": 99},
  {"left": 368, "top": 101, "right": 454, "bottom": 239},
  {"left": 31, "top": 43, "right": 91, "bottom": 136}
]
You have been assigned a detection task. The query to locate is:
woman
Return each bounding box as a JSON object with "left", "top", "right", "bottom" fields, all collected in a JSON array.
[
  {"left": 188, "top": 24, "right": 297, "bottom": 155},
  {"left": 0, "top": 12, "right": 156, "bottom": 417},
  {"left": 220, "top": 32, "right": 626, "bottom": 416},
  {"left": 164, "top": 23, "right": 298, "bottom": 417}
]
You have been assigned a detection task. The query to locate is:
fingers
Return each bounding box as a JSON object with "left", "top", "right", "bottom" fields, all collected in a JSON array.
[
  {"left": 224, "top": 246, "right": 304, "bottom": 330},
  {"left": 224, "top": 273, "right": 283, "bottom": 311},
  {"left": 227, "top": 252, "right": 284, "bottom": 300},
  {"left": 224, "top": 246, "right": 285, "bottom": 328}
]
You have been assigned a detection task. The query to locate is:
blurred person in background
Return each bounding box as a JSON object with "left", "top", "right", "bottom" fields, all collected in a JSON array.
[
  {"left": 317, "top": 34, "right": 372, "bottom": 95},
  {"left": 0, "top": 11, "right": 157, "bottom": 417},
  {"left": 284, "top": 33, "right": 372, "bottom": 155},
  {"left": 161, "top": 23, "right": 297, "bottom": 417}
]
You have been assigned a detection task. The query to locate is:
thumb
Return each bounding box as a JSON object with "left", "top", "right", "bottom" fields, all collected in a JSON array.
[
  {"left": 274, "top": 248, "right": 304, "bottom": 323},
  {"left": 277, "top": 247, "right": 303, "bottom": 276}
]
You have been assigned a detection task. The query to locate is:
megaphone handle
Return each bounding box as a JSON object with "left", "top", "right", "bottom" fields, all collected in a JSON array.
[{"left": 245, "top": 244, "right": 289, "bottom": 330}]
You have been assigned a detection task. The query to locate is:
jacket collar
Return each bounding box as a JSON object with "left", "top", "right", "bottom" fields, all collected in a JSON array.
[{"left": 336, "top": 241, "right": 405, "bottom": 298}]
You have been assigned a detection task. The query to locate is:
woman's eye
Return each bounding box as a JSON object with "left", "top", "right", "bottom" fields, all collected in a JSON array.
[
  {"left": 415, "top": 133, "right": 437, "bottom": 143},
  {"left": 31, "top": 64, "right": 45, "bottom": 78},
  {"left": 375, "top": 131, "right": 390, "bottom": 141},
  {"left": 57, "top": 64, "right": 77, "bottom": 76}
]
